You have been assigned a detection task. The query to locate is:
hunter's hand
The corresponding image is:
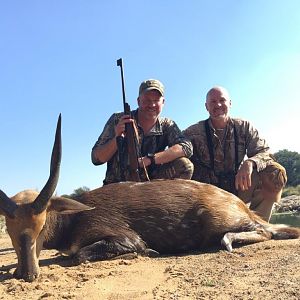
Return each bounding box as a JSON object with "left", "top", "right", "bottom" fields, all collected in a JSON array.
[
  {"left": 114, "top": 115, "right": 133, "bottom": 137},
  {"left": 235, "top": 160, "right": 254, "bottom": 191}
]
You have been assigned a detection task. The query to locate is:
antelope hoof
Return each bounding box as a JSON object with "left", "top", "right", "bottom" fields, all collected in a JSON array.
[
  {"left": 143, "top": 248, "right": 160, "bottom": 257},
  {"left": 221, "top": 234, "right": 233, "bottom": 252}
]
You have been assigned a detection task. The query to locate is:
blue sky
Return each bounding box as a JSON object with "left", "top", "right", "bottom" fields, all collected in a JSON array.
[{"left": 1, "top": 1, "right": 300, "bottom": 196}]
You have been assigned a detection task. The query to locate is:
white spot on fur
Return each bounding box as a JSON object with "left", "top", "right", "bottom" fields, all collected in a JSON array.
[
  {"left": 180, "top": 185, "right": 193, "bottom": 190},
  {"left": 196, "top": 208, "right": 206, "bottom": 216},
  {"left": 127, "top": 182, "right": 145, "bottom": 188}
]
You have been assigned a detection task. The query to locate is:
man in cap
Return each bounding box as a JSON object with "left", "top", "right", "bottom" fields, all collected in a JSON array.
[
  {"left": 92, "top": 79, "right": 193, "bottom": 185},
  {"left": 184, "top": 86, "right": 287, "bottom": 222}
]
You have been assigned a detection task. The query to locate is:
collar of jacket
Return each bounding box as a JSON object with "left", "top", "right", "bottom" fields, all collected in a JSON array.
[
  {"left": 208, "top": 117, "right": 235, "bottom": 132},
  {"left": 133, "top": 109, "right": 163, "bottom": 136}
]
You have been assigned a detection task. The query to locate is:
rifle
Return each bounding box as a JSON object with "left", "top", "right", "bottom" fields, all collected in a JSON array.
[{"left": 116, "top": 58, "right": 142, "bottom": 182}]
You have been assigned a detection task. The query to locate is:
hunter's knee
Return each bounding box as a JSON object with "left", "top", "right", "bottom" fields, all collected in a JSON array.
[
  {"left": 152, "top": 157, "right": 194, "bottom": 180},
  {"left": 172, "top": 157, "right": 194, "bottom": 179},
  {"left": 261, "top": 162, "right": 287, "bottom": 192}
]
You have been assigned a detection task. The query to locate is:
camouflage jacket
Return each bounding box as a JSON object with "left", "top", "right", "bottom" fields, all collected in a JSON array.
[
  {"left": 183, "top": 117, "right": 274, "bottom": 186},
  {"left": 92, "top": 109, "right": 193, "bottom": 185}
]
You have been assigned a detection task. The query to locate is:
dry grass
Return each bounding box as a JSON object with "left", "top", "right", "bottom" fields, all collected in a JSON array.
[{"left": 0, "top": 215, "right": 6, "bottom": 234}]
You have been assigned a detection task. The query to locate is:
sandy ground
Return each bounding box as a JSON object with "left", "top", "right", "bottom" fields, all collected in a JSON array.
[{"left": 0, "top": 234, "right": 299, "bottom": 300}]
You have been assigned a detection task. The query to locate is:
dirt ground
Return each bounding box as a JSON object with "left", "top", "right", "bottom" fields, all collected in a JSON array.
[{"left": 0, "top": 234, "right": 299, "bottom": 300}]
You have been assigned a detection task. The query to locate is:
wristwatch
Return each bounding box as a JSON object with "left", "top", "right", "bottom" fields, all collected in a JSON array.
[{"left": 146, "top": 153, "right": 156, "bottom": 166}]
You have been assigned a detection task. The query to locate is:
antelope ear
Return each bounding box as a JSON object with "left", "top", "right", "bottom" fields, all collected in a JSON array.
[{"left": 48, "top": 197, "right": 95, "bottom": 214}]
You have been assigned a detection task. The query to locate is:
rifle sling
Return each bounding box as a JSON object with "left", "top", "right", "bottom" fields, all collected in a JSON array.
[{"left": 132, "top": 120, "right": 150, "bottom": 181}]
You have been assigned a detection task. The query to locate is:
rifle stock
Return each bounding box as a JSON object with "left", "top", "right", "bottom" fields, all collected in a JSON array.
[{"left": 116, "top": 58, "right": 141, "bottom": 182}]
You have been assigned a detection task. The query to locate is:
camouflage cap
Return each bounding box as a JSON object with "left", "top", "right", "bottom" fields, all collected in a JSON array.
[{"left": 138, "top": 79, "right": 164, "bottom": 96}]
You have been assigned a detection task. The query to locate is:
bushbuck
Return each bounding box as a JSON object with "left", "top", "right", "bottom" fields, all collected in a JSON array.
[{"left": 0, "top": 115, "right": 299, "bottom": 282}]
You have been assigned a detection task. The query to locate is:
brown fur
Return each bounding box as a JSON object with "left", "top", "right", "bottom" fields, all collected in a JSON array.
[
  {"left": 1, "top": 179, "right": 300, "bottom": 282},
  {"left": 0, "top": 115, "right": 298, "bottom": 282}
]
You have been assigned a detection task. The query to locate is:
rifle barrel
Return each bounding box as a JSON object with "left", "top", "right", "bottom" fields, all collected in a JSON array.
[
  {"left": 116, "top": 58, "right": 146, "bottom": 182},
  {"left": 117, "top": 58, "right": 127, "bottom": 111}
]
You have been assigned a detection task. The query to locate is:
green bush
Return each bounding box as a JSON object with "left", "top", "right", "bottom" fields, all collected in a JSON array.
[
  {"left": 282, "top": 185, "right": 300, "bottom": 197},
  {"left": 274, "top": 150, "right": 300, "bottom": 186},
  {"left": 61, "top": 186, "right": 90, "bottom": 199}
]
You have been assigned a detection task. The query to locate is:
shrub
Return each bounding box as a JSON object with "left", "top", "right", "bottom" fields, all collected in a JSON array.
[{"left": 282, "top": 185, "right": 300, "bottom": 197}]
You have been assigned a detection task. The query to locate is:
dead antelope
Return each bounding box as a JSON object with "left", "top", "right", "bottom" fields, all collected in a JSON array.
[{"left": 0, "top": 115, "right": 299, "bottom": 282}]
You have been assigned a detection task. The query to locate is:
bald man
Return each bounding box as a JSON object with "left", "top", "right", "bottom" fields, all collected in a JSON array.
[{"left": 183, "top": 86, "right": 287, "bottom": 222}]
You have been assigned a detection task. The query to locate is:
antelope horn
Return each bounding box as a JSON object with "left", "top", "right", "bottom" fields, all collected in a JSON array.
[
  {"left": 0, "top": 190, "right": 18, "bottom": 218},
  {"left": 32, "top": 114, "right": 62, "bottom": 214}
]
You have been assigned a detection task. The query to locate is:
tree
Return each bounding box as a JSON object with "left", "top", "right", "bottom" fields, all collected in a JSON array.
[
  {"left": 62, "top": 186, "right": 90, "bottom": 199},
  {"left": 274, "top": 149, "right": 300, "bottom": 186}
]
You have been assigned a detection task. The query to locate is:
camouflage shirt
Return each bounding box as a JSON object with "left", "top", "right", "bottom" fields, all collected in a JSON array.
[
  {"left": 92, "top": 109, "right": 193, "bottom": 184},
  {"left": 183, "top": 117, "right": 274, "bottom": 186}
]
